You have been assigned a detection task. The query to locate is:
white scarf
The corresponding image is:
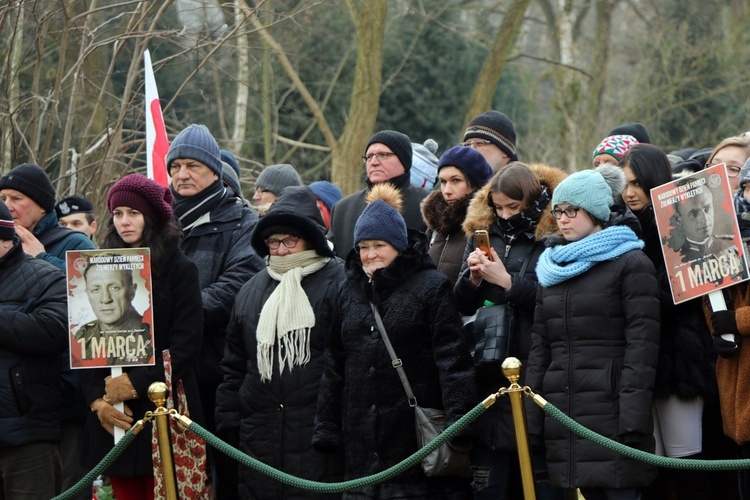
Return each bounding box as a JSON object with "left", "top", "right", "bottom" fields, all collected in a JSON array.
[{"left": 256, "top": 250, "right": 329, "bottom": 382}]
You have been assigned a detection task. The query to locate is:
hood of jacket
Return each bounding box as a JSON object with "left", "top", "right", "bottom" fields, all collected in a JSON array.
[
  {"left": 420, "top": 190, "right": 472, "bottom": 236},
  {"left": 462, "top": 163, "right": 567, "bottom": 241}
]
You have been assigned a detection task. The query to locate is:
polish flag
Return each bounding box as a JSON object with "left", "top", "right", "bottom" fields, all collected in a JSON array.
[{"left": 144, "top": 49, "right": 169, "bottom": 187}]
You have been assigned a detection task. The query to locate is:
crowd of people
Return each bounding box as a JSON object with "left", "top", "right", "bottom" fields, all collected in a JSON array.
[{"left": 2, "top": 111, "right": 750, "bottom": 500}]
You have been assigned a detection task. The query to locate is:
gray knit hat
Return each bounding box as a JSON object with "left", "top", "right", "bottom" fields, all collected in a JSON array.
[
  {"left": 255, "top": 164, "right": 303, "bottom": 195},
  {"left": 165, "top": 124, "right": 222, "bottom": 177},
  {"left": 0, "top": 200, "right": 14, "bottom": 240}
]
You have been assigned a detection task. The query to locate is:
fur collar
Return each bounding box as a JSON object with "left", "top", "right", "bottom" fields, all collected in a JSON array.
[
  {"left": 462, "top": 163, "right": 568, "bottom": 241},
  {"left": 420, "top": 190, "right": 472, "bottom": 236}
]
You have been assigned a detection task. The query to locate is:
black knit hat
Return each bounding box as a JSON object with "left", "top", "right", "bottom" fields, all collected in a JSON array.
[
  {"left": 56, "top": 195, "right": 94, "bottom": 219},
  {"left": 608, "top": 122, "right": 651, "bottom": 144},
  {"left": 165, "top": 124, "right": 223, "bottom": 177},
  {"left": 0, "top": 200, "right": 14, "bottom": 240},
  {"left": 0, "top": 163, "right": 56, "bottom": 213},
  {"left": 463, "top": 111, "right": 518, "bottom": 161},
  {"left": 366, "top": 130, "right": 413, "bottom": 172}
]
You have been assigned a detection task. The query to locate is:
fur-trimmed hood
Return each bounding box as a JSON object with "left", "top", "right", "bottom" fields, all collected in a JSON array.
[
  {"left": 420, "top": 190, "right": 472, "bottom": 236},
  {"left": 462, "top": 163, "right": 567, "bottom": 241}
]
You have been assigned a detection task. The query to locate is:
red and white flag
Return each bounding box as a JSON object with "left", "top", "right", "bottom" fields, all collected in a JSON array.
[{"left": 144, "top": 49, "right": 169, "bottom": 187}]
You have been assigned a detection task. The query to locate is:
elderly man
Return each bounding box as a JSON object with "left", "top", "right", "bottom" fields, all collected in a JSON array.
[
  {"left": 166, "top": 123, "right": 264, "bottom": 498},
  {"left": 461, "top": 110, "right": 518, "bottom": 172},
  {"left": 0, "top": 200, "right": 68, "bottom": 497},
  {"left": 328, "top": 130, "right": 430, "bottom": 256}
]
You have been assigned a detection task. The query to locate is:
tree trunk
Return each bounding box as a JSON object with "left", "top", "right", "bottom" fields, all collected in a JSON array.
[{"left": 230, "top": 1, "right": 251, "bottom": 157}]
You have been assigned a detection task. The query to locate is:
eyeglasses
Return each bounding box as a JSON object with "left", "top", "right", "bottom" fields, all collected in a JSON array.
[
  {"left": 362, "top": 152, "right": 396, "bottom": 164},
  {"left": 264, "top": 236, "right": 299, "bottom": 250},
  {"left": 460, "top": 139, "right": 493, "bottom": 148},
  {"left": 551, "top": 207, "right": 582, "bottom": 219},
  {"left": 707, "top": 162, "right": 741, "bottom": 177}
]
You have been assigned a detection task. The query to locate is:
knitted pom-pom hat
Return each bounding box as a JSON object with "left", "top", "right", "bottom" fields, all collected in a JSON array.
[
  {"left": 353, "top": 183, "right": 408, "bottom": 251},
  {"left": 592, "top": 134, "right": 639, "bottom": 161}
]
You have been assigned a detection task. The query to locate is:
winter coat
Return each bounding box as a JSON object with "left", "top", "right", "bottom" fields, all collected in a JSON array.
[
  {"left": 215, "top": 258, "right": 345, "bottom": 499},
  {"left": 0, "top": 239, "right": 68, "bottom": 447},
  {"left": 525, "top": 237, "right": 660, "bottom": 489},
  {"left": 453, "top": 163, "right": 566, "bottom": 451},
  {"left": 178, "top": 191, "right": 264, "bottom": 429},
  {"left": 80, "top": 249, "right": 204, "bottom": 477},
  {"left": 636, "top": 205, "right": 715, "bottom": 400},
  {"left": 328, "top": 171, "right": 430, "bottom": 257},
  {"left": 421, "top": 191, "right": 472, "bottom": 285},
  {"left": 33, "top": 211, "right": 96, "bottom": 270},
  {"left": 313, "top": 232, "right": 477, "bottom": 499}
]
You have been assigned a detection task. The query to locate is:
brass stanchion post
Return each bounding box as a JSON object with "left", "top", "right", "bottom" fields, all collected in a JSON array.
[
  {"left": 148, "top": 382, "right": 178, "bottom": 500},
  {"left": 502, "top": 357, "right": 536, "bottom": 500}
]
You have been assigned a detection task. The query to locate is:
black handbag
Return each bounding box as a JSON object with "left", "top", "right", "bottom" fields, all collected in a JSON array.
[
  {"left": 370, "top": 303, "right": 471, "bottom": 478},
  {"left": 462, "top": 246, "right": 534, "bottom": 371}
]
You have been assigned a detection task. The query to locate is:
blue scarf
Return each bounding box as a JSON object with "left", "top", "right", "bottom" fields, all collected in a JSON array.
[{"left": 536, "top": 225, "right": 644, "bottom": 287}]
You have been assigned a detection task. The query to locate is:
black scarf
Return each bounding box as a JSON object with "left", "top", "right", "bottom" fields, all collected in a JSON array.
[
  {"left": 494, "top": 185, "right": 551, "bottom": 244},
  {"left": 171, "top": 180, "right": 226, "bottom": 230}
]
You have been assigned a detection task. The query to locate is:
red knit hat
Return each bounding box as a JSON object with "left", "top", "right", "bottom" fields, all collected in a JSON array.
[{"left": 107, "top": 174, "right": 173, "bottom": 225}]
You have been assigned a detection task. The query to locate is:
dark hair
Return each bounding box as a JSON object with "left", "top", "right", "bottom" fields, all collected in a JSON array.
[
  {"left": 620, "top": 144, "right": 673, "bottom": 196},
  {"left": 485, "top": 162, "right": 541, "bottom": 209},
  {"left": 438, "top": 167, "right": 480, "bottom": 191},
  {"left": 102, "top": 215, "right": 182, "bottom": 274},
  {"left": 85, "top": 213, "right": 96, "bottom": 224}
]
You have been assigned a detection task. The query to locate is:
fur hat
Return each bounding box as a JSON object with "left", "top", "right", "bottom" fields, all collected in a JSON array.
[
  {"left": 552, "top": 170, "right": 613, "bottom": 223},
  {"left": 353, "top": 183, "right": 408, "bottom": 251},
  {"left": 166, "top": 124, "right": 222, "bottom": 177},
  {"left": 107, "top": 174, "right": 174, "bottom": 225},
  {"left": 0, "top": 200, "right": 14, "bottom": 240},
  {"left": 255, "top": 164, "right": 303, "bottom": 195},
  {"left": 309, "top": 181, "right": 343, "bottom": 211},
  {"left": 0, "top": 163, "right": 56, "bottom": 213},
  {"left": 608, "top": 122, "right": 651, "bottom": 144},
  {"left": 410, "top": 139, "right": 439, "bottom": 189},
  {"left": 593, "top": 134, "right": 639, "bottom": 161},
  {"left": 463, "top": 111, "right": 518, "bottom": 161},
  {"left": 56, "top": 195, "right": 94, "bottom": 219},
  {"left": 366, "top": 130, "right": 413, "bottom": 172},
  {"left": 438, "top": 146, "right": 493, "bottom": 188}
]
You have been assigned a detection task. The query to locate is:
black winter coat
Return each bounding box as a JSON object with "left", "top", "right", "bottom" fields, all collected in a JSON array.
[
  {"left": 216, "top": 258, "right": 345, "bottom": 499},
  {"left": 0, "top": 240, "right": 68, "bottom": 446},
  {"left": 526, "top": 242, "right": 660, "bottom": 489},
  {"left": 313, "top": 233, "right": 477, "bottom": 499},
  {"left": 80, "top": 249, "right": 204, "bottom": 477}
]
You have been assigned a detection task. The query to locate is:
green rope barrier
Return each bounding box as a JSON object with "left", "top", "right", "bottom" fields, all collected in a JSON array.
[
  {"left": 52, "top": 428, "right": 139, "bottom": 500},
  {"left": 189, "top": 401, "right": 487, "bottom": 493},
  {"left": 542, "top": 401, "right": 750, "bottom": 470}
]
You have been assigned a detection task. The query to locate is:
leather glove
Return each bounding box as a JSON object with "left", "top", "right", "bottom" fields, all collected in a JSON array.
[
  {"left": 91, "top": 398, "right": 134, "bottom": 436},
  {"left": 711, "top": 310, "right": 739, "bottom": 336},
  {"left": 714, "top": 334, "right": 740, "bottom": 359},
  {"left": 103, "top": 373, "right": 138, "bottom": 404}
]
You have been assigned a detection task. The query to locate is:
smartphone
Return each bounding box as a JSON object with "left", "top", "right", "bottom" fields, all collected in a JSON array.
[{"left": 474, "top": 230, "right": 493, "bottom": 261}]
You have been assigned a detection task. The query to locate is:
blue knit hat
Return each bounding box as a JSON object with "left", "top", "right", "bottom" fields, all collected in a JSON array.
[
  {"left": 166, "top": 124, "right": 222, "bottom": 177},
  {"left": 353, "top": 183, "right": 408, "bottom": 251},
  {"left": 309, "top": 181, "right": 343, "bottom": 211},
  {"left": 552, "top": 170, "right": 613, "bottom": 223},
  {"left": 220, "top": 150, "right": 241, "bottom": 177},
  {"left": 438, "top": 146, "right": 493, "bottom": 188}
]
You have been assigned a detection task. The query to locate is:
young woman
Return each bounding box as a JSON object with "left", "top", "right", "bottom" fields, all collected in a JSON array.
[
  {"left": 314, "top": 183, "right": 477, "bottom": 499},
  {"left": 421, "top": 146, "right": 493, "bottom": 284},
  {"left": 454, "top": 162, "right": 566, "bottom": 499},
  {"left": 706, "top": 135, "right": 750, "bottom": 193},
  {"left": 216, "top": 186, "right": 344, "bottom": 498},
  {"left": 526, "top": 169, "right": 660, "bottom": 499},
  {"left": 79, "top": 174, "right": 204, "bottom": 500}
]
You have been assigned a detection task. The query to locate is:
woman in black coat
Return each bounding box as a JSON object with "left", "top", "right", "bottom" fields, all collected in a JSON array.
[
  {"left": 454, "top": 163, "right": 566, "bottom": 499},
  {"left": 80, "top": 174, "right": 204, "bottom": 500},
  {"left": 526, "top": 170, "right": 660, "bottom": 499},
  {"left": 215, "top": 186, "right": 345, "bottom": 499},
  {"left": 314, "top": 183, "right": 477, "bottom": 499}
]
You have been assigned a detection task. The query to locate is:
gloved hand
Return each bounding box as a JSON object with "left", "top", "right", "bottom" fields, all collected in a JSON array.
[
  {"left": 714, "top": 334, "right": 740, "bottom": 359},
  {"left": 711, "top": 310, "right": 739, "bottom": 336},
  {"left": 103, "top": 373, "right": 138, "bottom": 404},
  {"left": 91, "top": 398, "right": 133, "bottom": 436}
]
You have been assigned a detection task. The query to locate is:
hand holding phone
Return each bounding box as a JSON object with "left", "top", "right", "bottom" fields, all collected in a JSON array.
[{"left": 474, "top": 230, "right": 493, "bottom": 262}]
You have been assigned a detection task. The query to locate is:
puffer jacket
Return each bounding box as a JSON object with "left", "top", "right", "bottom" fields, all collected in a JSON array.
[
  {"left": 525, "top": 234, "right": 660, "bottom": 489},
  {"left": 0, "top": 239, "right": 68, "bottom": 446}
]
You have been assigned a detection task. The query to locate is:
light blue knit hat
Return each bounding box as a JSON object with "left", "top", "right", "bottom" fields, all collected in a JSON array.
[{"left": 551, "top": 170, "right": 613, "bottom": 222}]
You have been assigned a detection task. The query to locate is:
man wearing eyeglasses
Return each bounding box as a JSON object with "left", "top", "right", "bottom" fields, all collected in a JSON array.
[
  {"left": 328, "top": 130, "right": 430, "bottom": 256},
  {"left": 462, "top": 110, "right": 518, "bottom": 172}
]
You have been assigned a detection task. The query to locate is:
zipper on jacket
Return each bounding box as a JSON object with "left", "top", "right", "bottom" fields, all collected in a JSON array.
[
  {"left": 504, "top": 244, "right": 511, "bottom": 259},
  {"left": 438, "top": 233, "right": 450, "bottom": 265}
]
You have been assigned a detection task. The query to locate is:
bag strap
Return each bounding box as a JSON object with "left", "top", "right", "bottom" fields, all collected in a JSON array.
[
  {"left": 517, "top": 245, "right": 535, "bottom": 276},
  {"left": 370, "top": 302, "right": 417, "bottom": 407}
]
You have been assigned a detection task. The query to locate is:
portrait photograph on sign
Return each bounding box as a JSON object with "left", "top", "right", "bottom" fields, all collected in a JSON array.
[
  {"left": 651, "top": 163, "right": 749, "bottom": 304},
  {"left": 66, "top": 248, "right": 155, "bottom": 368}
]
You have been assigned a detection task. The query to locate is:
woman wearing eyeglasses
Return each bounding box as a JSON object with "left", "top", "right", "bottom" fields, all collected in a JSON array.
[
  {"left": 525, "top": 170, "right": 660, "bottom": 500},
  {"left": 706, "top": 135, "right": 750, "bottom": 193},
  {"left": 215, "top": 186, "right": 345, "bottom": 499}
]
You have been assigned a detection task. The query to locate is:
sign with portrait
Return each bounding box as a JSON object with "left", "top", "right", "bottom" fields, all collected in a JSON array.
[
  {"left": 651, "top": 163, "right": 749, "bottom": 304},
  {"left": 66, "top": 248, "right": 155, "bottom": 368}
]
